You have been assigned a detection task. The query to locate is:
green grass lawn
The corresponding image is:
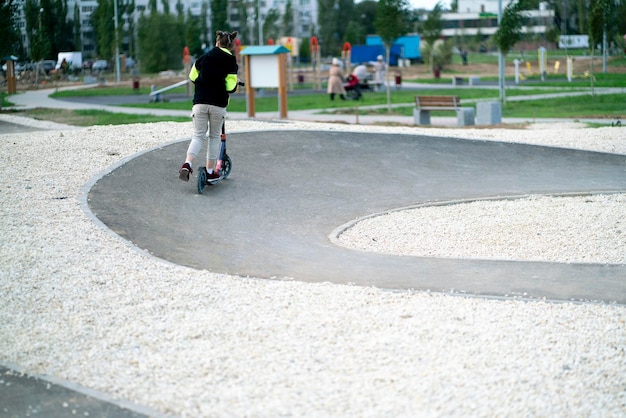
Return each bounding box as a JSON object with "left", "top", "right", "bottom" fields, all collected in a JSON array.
[
  {"left": 50, "top": 85, "right": 189, "bottom": 97},
  {"left": 1, "top": 107, "right": 189, "bottom": 126},
  {"left": 382, "top": 93, "right": 626, "bottom": 119},
  {"left": 1, "top": 93, "right": 11, "bottom": 108},
  {"left": 3, "top": 78, "right": 624, "bottom": 125},
  {"left": 500, "top": 93, "right": 626, "bottom": 119},
  {"left": 121, "top": 87, "right": 578, "bottom": 113}
]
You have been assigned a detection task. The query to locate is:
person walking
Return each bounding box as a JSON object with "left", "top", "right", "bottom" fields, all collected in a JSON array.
[
  {"left": 374, "top": 55, "right": 386, "bottom": 85},
  {"left": 327, "top": 58, "right": 346, "bottom": 101},
  {"left": 179, "top": 30, "right": 240, "bottom": 182}
]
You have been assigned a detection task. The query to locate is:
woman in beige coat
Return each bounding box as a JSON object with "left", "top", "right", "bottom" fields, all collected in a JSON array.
[{"left": 327, "top": 58, "right": 346, "bottom": 101}]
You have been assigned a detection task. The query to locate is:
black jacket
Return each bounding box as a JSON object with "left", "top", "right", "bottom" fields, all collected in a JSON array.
[{"left": 189, "top": 47, "right": 238, "bottom": 107}]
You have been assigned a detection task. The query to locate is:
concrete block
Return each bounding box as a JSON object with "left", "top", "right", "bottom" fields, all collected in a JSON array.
[
  {"left": 452, "top": 77, "right": 464, "bottom": 86},
  {"left": 413, "top": 109, "right": 431, "bottom": 125},
  {"left": 457, "top": 108, "right": 475, "bottom": 127},
  {"left": 469, "top": 76, "right": 480, "bottom": 86},
  {"left": 84, "top": 76, "right": 97, "bottom": 85},
  {"left": 476, "top": 101, "right": 502, "bottom": 125}
]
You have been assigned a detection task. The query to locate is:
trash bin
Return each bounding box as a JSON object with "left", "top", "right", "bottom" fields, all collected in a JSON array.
[
  {"left": 394, "top": 71, "right": 402, "bottom": 89},
  {"left": 433, "top": 67, "right": 441, "bottom": 79},
  {"left": 131, "top": 69, "right": 140, "bottom": 91},
  {"left": 297, "top": 72, "right": 304, "bottom": 84}
]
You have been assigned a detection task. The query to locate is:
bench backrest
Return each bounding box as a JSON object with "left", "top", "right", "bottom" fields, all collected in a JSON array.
[{"left": 415, "top": 96, "right": 461, "bottom": 109}]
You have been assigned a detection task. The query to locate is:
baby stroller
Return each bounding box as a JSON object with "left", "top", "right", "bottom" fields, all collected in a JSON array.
[{"left": 343, "top": 74, "right": 363, "bottom": 100}]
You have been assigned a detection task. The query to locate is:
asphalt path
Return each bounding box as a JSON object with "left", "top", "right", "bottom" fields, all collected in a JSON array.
[
  {"left": 0, "top": 120, "right": 46, "bottom": 134},
  {"left": 88, "top": 129, "right": 626, "bottom": 304},
  {"left": 0, "top": 365, "right": 156, "bottom": 418}
]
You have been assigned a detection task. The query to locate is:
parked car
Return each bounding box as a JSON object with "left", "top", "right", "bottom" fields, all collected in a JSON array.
[
  {"left": 21, "top": 62, "right": 36, "bottom": 71},
  {"left": 41, "top": 60, "right": 56, "bottom": 74},
  {"left": 125, "top": 57, "right": 135, "bottom": 70},
  {"left": 2, "top": 62, "right": 25, "bottom": 72},
  {"left": 92, "top": 60, "right": 109, "bottom": 71}
]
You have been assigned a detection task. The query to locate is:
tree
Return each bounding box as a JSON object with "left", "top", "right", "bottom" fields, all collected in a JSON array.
[
  {"left": 73, "top": 3, "right": 82, "bottom": 51},
  {"left": 421, "top": 2, "right": 443, "bottom": 75},
  {"left": 264, "top": 8, "right": 281, "bottom": 42},
  {"left": 211, "top": 0, "right": 229, "bottom": 36},
  {"left": 161, "top": 0, "right": 170, "bottom": 15},
  {"left": 121, "top": 0, "right": 137, "bottom": 60},
  {"left": 25, "top": 0, "right": 51, "bottom": 61},
  {"left": 317, "top": 0, "right": 354, "bottom": 56},
  {"left": 493, "top": 0, "right": 528, "bottom": 103},
  {"left": 200, "top": 1, "right": 209, "bottom": 46},
  {"left": 588, "top": 0, "right": 616, "bottom": 94},
  {"left": 137, "top": 11, "right": 185, "bottom": 72},
  {"left": 618, "top": 0, "right": 626, "bottom": 37},
  {"left": 493, "top": 0, "right": 526, "bottom": 55},
  {"left": 299, "top": 36, "right": 311, "bottom": 62},
  {"left": 375, "top": 0, "right": 409, "bottom": 112},
  {"left": 54, "top": 0, "right": 74, "bottom": 52},
  {"left": 175, "top": 0, "right": 184, "bottom": 20},
  {"left": 354, "top": 0, "right": 377, "bottom": 42},
  {"left": 344, "top": 20, "right": 364, "bottom": 46},
  {"left": 185, "top": 9, "right": 203, "bottom": 56},
  {"left": 576, "top": 0, "right": 586, "bottom": 34},
  {"left": 0, "top": 0, "right": 22, "bottom": 58},
  {"left": 92, "top": 0, "right": 114, "bottom": 59},
  {"left": 237, "top": 1, "right": 250, "bottom": 43},
  {"left": 282, "top": 0, "right": 294, "bottom": 36}
]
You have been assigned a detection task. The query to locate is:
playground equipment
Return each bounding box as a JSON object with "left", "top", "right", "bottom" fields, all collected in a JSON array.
[
  {"left": 149, "top": 79, "right": 189, "bottom": 102},
  {"left": 311, "top": 37, "right": 321, "bottom": 90}
]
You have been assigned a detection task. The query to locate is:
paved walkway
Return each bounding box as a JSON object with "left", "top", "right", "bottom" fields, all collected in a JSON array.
[{"left": 88, "top": 129, "right": 626, "bottom": 303}]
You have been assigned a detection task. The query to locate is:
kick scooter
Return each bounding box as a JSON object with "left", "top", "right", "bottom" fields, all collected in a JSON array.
[
  {"left": 196, "top": 121, "right": 232, "bottom": 194},
  {"left": 196, "top": 81, "right": 243, "bottom": 194}
]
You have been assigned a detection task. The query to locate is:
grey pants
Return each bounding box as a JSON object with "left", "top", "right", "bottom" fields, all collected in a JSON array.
[{"left": 186, "top": 103, "right": 227, "bottom": 163}]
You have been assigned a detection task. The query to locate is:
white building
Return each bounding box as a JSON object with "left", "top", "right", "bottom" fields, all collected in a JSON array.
[
  {"left": 15, "top": 0, "right": 318, "bottom": 59},
  {"left": 228, "top": 0, "right": 317, "bottom": 44},
  {"left": 457, "top": 0, "right": 511, "bottom": 14},
  {"left": 441, "top": 0, "right": 554, "bottom": 38}
]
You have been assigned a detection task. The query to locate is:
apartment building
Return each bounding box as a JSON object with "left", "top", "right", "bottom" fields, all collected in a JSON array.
[
  {"left": 442, "top": 0, "right": 554, "bottom": 38},
  {"left": 14, "top": 0, "right": 318, "bottom": 58},
  {"left": 227, "top": 0, "right": 317, "bottom": 44}
]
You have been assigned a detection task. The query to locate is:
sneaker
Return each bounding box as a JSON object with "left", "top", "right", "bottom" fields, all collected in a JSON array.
[
  {"left": 178, "top": 162, "right": 192, "bottom": 181},
  {"left": 206, "top": 170, "right": 220, "bottom": 181}
]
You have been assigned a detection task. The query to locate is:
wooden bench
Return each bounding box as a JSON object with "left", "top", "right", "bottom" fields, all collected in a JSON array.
[{"left": 414, "top": 95, "right": 474, "bottom": 127}]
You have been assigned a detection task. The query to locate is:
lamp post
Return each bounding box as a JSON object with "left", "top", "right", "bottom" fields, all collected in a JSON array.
[
  {"left": 113, "top": 0, "right": 121, "bottom": 83},
  {"left": 256, "top": 0, "right": 262, "bottom": 45},
  {"left": 35, "top": 7, "right": 44, "bottom": 87},
  {"left": 498, "top": 0, "right": 504, "bottom": 103}
]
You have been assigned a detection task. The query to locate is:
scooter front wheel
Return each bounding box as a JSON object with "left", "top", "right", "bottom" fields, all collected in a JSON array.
[
  {"left": 222, "top": 154, "right": 232, "bottom": 179},
  {"left": 197, "top": 167, "right": 207, "bottom": 194}
]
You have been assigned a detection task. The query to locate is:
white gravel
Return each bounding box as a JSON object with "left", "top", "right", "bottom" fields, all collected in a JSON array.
[
  {"left": 334, "top": 193, "right": 626, "bottom": 264},
  {"left": 1, "top": 115, "right": 625, "bottom": 417}
]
